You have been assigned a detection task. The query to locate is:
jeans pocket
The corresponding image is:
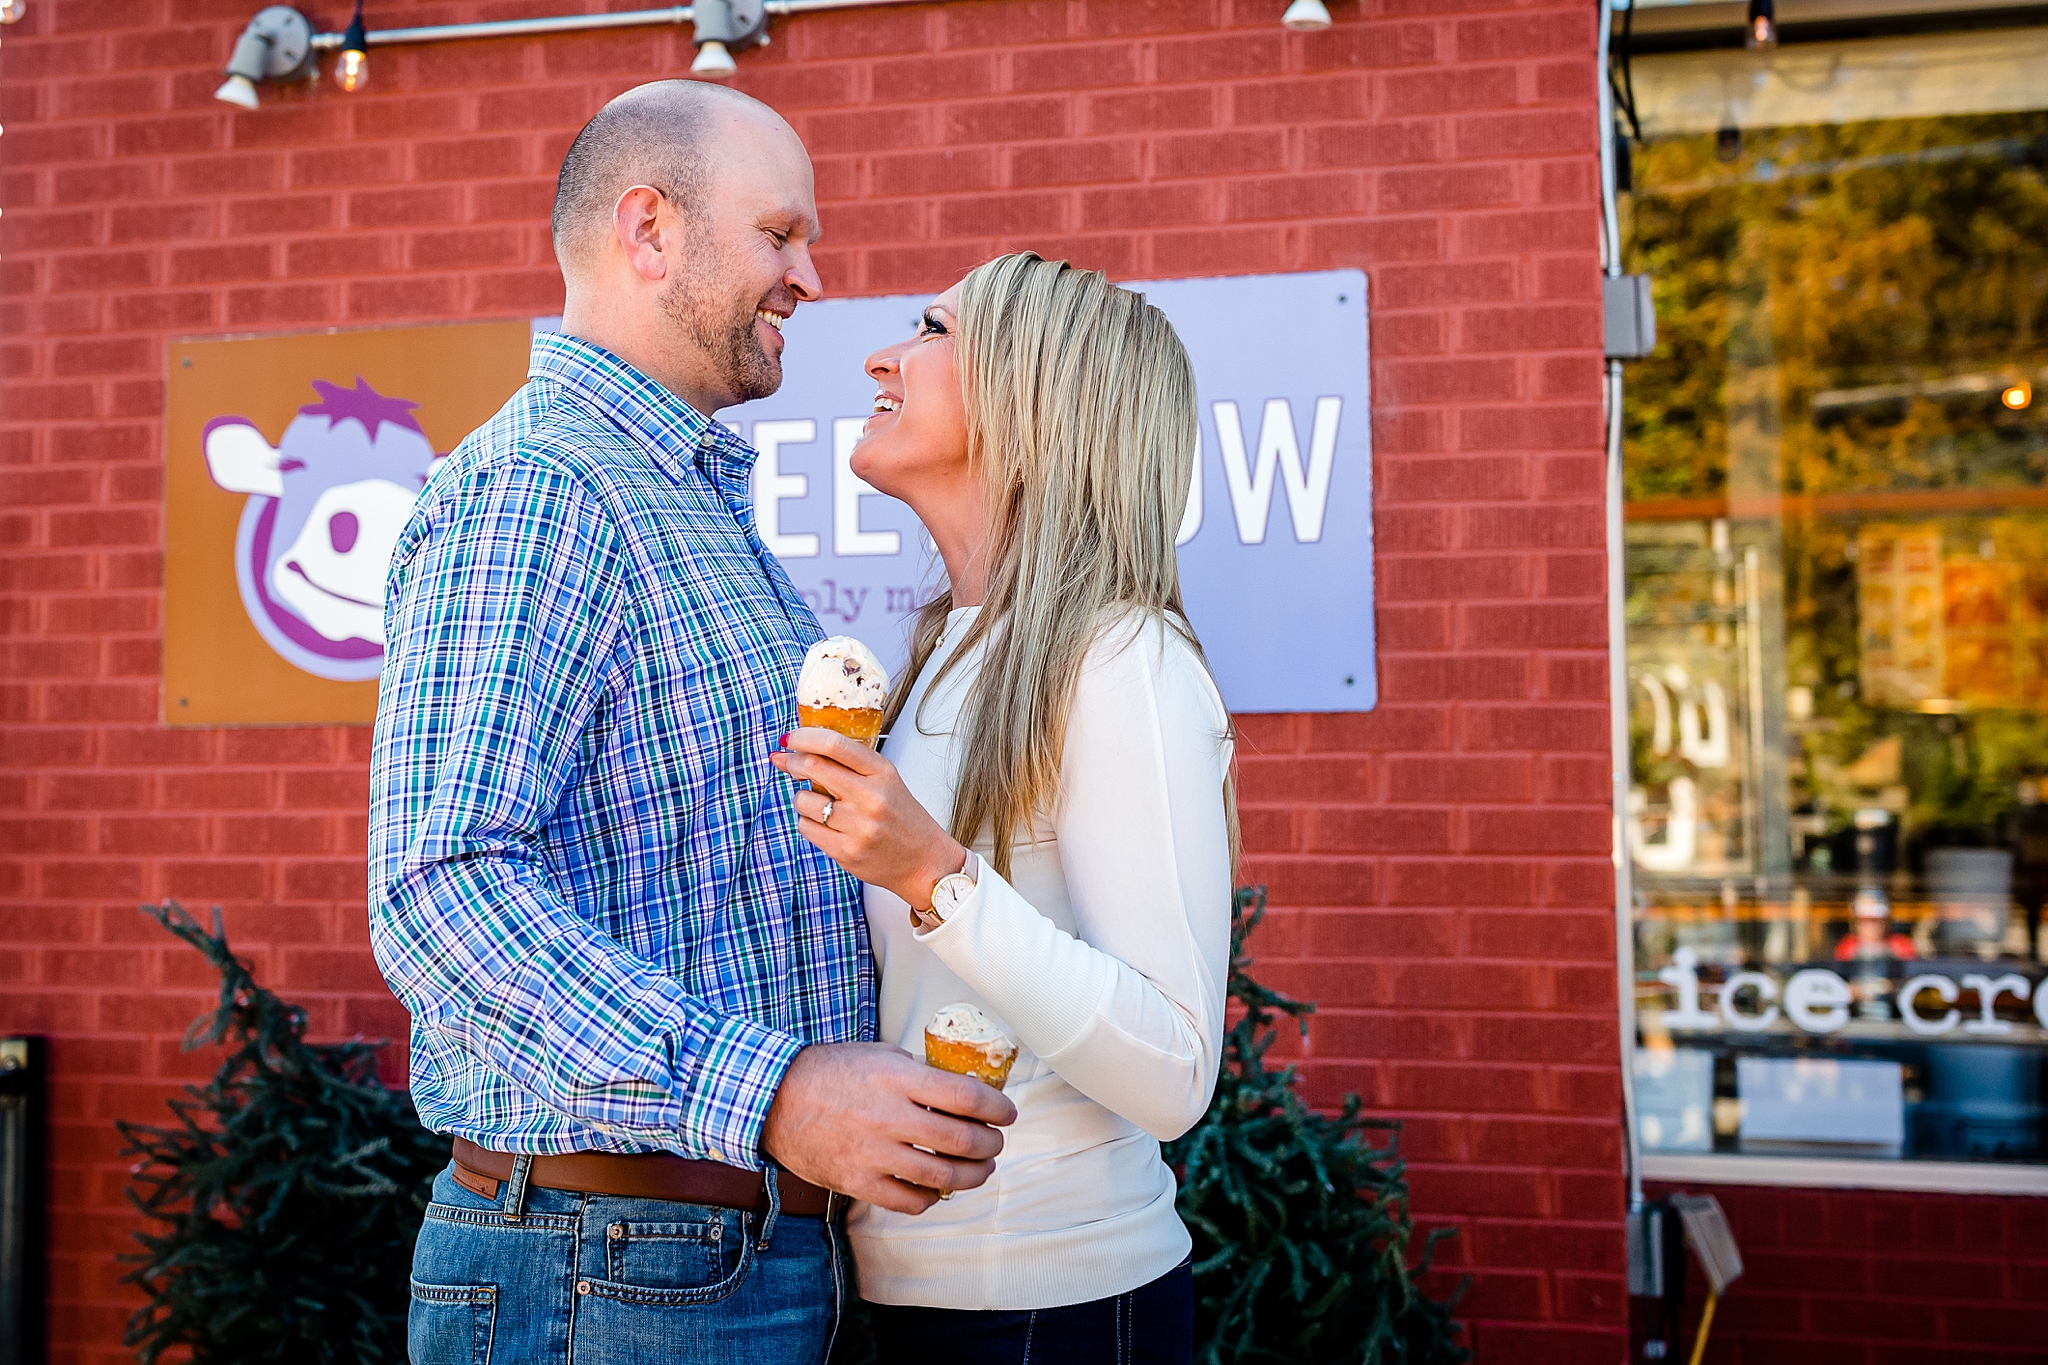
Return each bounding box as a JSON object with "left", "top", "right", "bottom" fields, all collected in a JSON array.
[
  {"left": 583, "top": 1211, "right": 752, "bottom": 1307},
  {"left": 408, "top": 1281, "right": 498, "bottom": 1365}
]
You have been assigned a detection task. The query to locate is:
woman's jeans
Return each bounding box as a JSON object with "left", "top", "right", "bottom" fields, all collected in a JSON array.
[
  {"left": 866, "top": 1259, "right": 1194, "bottom": 1365},
  {"left": 408, "top": 1159, "right": 843, "bottom": 1364}
]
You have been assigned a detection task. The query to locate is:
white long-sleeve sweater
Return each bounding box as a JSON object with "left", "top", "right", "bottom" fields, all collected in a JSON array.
[{"left": 845, "top": 605, "right": 1234, "bottom": 1310}]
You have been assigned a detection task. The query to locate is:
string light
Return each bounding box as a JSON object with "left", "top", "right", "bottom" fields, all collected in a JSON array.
[
  {"left": 1746, "top": 0, "right": 1778, "bottom": 51},
  {"left": 339, "top": 0, "right": 369, "bottom": 92},
  {"left": 2004, "top": 381, "right": 2034, "bottom": 411}
]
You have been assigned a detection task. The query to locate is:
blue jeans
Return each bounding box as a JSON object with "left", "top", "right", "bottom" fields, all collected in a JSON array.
[
  {"left": 408, "top": 1159, "right": 843, "bottom": 1364},
  {"left": 865, "top": 1259, "right": 1193, "bottom": 1365}
]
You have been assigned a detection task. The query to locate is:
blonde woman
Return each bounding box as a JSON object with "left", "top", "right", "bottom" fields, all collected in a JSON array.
[{"left": 769, "top": 252, "right": 1235, "bottom": 1361}]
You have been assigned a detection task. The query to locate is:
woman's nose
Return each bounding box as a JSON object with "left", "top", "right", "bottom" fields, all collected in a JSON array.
[{"left": 866, "top": 342, "right": 905, "bottom": 380}]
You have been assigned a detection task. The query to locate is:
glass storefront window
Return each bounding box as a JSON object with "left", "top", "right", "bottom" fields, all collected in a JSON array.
[{"left": 1622, "top": 103, "right": 2048, "bottom": 1168}]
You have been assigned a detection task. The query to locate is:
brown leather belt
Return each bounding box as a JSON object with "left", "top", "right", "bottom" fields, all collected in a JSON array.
[{"left": 451, "top": 1137, "right": 831, "bottom": 1218}]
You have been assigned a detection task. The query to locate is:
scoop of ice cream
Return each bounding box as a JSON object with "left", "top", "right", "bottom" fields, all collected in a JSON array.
[
  {"left": 798, "top": 635, "right": 889, "bottom": 711},
  {"left": 926, "top": 1002, "right": 1007, "bottom": 1046}
]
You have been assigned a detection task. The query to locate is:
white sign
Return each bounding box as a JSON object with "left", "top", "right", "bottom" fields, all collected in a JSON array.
[{"left": 708, "top": 269, "right": 1376, "bottom": 714}]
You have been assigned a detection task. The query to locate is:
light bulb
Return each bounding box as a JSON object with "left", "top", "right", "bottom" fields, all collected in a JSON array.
[
  {"left": 338, "top": 3, "right": 369, "bottom": 93},
  {"left": 1281, "top": 0, "right": 1333, "bottom": 31},
  {"left": 1745, "top": 0, "right": 1778, "bottom": 50},
  {"left": 2003, "top": 382, "right": 2033, "bottom": 411},
  {"left": 0, "top": 0, "right": 26, "bottom": 26},
  {"left": 691, "top": 40, "right": 737, "bottom": 76}
]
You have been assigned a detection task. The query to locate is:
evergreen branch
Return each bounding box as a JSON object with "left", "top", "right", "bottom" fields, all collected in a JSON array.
[{"left": 117, "top": 902, "right": 450, "bottom": 1365}]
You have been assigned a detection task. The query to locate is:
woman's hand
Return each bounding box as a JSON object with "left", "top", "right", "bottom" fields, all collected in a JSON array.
[{"left": 772, "top": 728, "right": 969, "bottom": 911}]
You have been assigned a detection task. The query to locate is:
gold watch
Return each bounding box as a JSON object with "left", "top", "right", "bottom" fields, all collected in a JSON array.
[{"left": 910, "top": 851, "right": 978, "bottom": 932}]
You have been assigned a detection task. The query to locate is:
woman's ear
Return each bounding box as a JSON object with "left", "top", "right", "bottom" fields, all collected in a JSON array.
[{"left": 612, "top": 185, "right": 670, "bottom": 283}]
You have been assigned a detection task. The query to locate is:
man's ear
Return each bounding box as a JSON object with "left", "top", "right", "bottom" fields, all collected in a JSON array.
[{"left": 612, "top": 185, "right": 670, "bottom": 283}]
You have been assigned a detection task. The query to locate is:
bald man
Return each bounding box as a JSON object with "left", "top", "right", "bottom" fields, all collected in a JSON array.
[{"left": 370, "top": 81, "right": 1014, "bottom": 1363}]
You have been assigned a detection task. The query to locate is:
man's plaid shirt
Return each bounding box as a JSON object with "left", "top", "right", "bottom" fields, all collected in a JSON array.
[{"left": 369, "top": 331, "right": 873, "bottom": 1170}]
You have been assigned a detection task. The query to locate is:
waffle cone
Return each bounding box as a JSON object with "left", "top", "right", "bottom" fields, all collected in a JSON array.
[
  {"left": 798, "top": 702, "right": 884, "bottom": 748},
  {"left": 923, "top": 1030, "right": 1018, "bottom": 1089}
]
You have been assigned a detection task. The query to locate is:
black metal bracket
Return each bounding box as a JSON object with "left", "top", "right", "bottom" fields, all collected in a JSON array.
[{"left": 0, "top": 1036, "right": 45, "bottom": 1365}]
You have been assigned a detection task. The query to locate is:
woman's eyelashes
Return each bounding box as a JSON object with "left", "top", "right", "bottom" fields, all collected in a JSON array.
[{"left": 919, "top": 311, "right": 950, "bottom": 338}]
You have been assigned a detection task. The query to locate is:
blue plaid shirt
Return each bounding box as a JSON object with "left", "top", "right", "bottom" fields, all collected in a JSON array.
[{"left": 369, "top": 331, "right": 873, "bottom": 1170}]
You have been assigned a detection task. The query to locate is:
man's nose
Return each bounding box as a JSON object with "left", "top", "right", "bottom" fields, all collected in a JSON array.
[{"left": 785, "top": 243, "right": 823, "bottom": 304}]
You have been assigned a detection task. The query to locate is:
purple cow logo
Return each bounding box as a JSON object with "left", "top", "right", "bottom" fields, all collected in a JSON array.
[{"left": 204, "top": 377, "right": 439, "bottom": 682}]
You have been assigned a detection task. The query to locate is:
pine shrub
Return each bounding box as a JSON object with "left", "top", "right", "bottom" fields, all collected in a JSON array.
[
  {"left": 1160, "top": 888, "right": 1470, "bottom": 1365},
  {"left": 118, "top": 902, "right": 451, "bottom": 1365}
]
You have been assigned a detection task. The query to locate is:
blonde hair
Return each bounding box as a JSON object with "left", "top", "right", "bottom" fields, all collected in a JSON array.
[{"left": 881, "top": 252, "right": 1238, "bottom": 878}]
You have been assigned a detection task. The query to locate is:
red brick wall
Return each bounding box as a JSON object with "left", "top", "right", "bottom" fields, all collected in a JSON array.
[
  {"left": 1, "top": 0, "right": 1627, "bottom": 1359},
  {"left": 1644, "top": 1183, "right": 2048, "bottom": 1364}
]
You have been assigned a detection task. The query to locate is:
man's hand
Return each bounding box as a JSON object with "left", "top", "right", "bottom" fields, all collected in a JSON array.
[{"left": 762, "top": 1042, "right": 1017, "bottom": 1215}]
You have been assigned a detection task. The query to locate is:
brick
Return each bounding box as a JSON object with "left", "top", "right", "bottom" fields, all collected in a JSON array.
[
  {"left": 1306, "top": 215, "right": 1443, "bottom": 266},
  {"left": 227, "top": 194, "right": 338, "bottom": 236},
  {"left": 1380, "top": 164, "right": 1518, "bottom": 212},
  {"left": 1156, "top": 32, "right": 1284, "bottom": 82},
  {"left": 1300, "top": 19, "right": 1439, "bottom": 71},
  {"left": 227, "top": 283, "right": 337, "bottom": 327},
  {"left": 1222, "top": 174, "right": 1364, "bottom": 222},
  {"left": 1010, "top": 139, "right": 1138, "bottom": 187},
  {"left": 167, "top": 243, "right": 271, "bottom": 285},
  {"left": 937, "top": 193, "right": 1064, "bottom": 239},
  {"left": 1455, "top": 207, "right": 1600, "bottom": 256},
  {"left": 1150, "top": 225, "right": 1286, "bottom": 276},
  {"left": 1461, "top": 601, "right": 1604, "bottom": 649},
  {"left": 348, "top": 186, "right": 463, "bottom": 228},
  {"left": 1462, "top": 404, "right": 1604, "bottom": 452},
  {"left": 1463, "top": 503, "right": 1602, "bottom": 549},
  {"left": 346, "top": 277, "right": 461, "bottom": 320},
  {"left": 871, "top": 149, "right": 999, "bottom": 196},
  {"left": 415, "top": 137, "right": 529, "bottom": 182},
  {"left": 943, "top": 0, "right": 1065, "bottom": 48},
  {"left": 1079, "top": 184, "right": 1211, "bottom": 231},
  {"left": 797, "top": 4, "right": 934, "bottom": 60},
  {"left": 1385, "top": 66, "right": 1522, "bottom": 117},
  {"left": 1083, "top": 89, "right": 1215, "bottom": 138},
  {"left": 1462, "top": 704, "right": 1606, "bottom": 753},
  {"left": 1011, "top": 42, "right": 1138, "bottom": 92},
  {"left": 1155, "top": 130, "right": 1286, "bottom": 180},
  {"left": 940, "top": 97, "right": 1068, "bottom": 146}
]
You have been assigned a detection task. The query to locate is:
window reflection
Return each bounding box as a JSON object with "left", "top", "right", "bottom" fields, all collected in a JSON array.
[{"left": 1624, "top": 109, "right": 2048, "bottom": 1165}]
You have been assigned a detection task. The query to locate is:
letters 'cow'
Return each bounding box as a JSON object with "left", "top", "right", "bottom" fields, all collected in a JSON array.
[{"left": 204, "top": 376, "right": 438, "bottom": 681}]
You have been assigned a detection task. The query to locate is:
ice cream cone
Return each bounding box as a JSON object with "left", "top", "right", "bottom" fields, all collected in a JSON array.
[
  {"left": 797, "top": 636, "right": 889, "bottom": 749},
  {"left": 797, "top": 702, "right": 884, "bottom": 747},
  {"left": 923, "top": 1002, "right": 1018, "bottom": 1089}
]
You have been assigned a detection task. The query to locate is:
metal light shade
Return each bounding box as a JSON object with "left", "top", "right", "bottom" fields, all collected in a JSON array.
[
  {"left": 1282, "top": 0, "right": 1333, "bottom": 31},
  {"left": 691, "top": 39, "right": 738, "bottom": 75},
  {"left": 214, "top": 74, "right": 262, "bottom": 110}
]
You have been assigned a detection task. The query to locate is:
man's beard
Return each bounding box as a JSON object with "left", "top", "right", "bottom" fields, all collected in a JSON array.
[{"left": 660, "top": 255, "right": 781, "bottom": 406}]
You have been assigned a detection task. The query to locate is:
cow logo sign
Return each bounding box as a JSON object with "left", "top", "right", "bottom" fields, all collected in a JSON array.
[
  {"left": 165, "top": 318, "right": 530, "bottom": 725},
  {"left": 203, "top": 377, "right": 438, "bottom": 682}
]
